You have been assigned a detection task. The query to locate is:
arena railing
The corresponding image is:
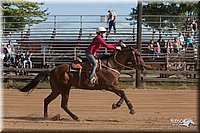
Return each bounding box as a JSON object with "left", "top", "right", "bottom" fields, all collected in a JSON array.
[{"left": 1, "top": 15, "right": 199, "bottom": 82}]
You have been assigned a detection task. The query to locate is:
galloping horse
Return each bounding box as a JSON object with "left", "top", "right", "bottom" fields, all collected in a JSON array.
[{"left": 19, "top": 46, "right": 145, "bottom": 121}]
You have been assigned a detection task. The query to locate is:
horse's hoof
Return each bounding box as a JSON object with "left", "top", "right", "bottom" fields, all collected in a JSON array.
[
  {"left": 75, "top": 118, "right": 80, "bottom": 121},
  {"left": 73, "top": 116, "right": 80, "bottom": 121},
  {"left": 130, "top": 109, "right": 136, "bottom": 115},
  {"left": 44, "top": 116, "right": 48, "bottom": 120},
  {"left": 74, "top": 118, "right": 80, "bottom": 121},
  {"left": 112, "top": 103, "right": 118, "bottom": 110}
]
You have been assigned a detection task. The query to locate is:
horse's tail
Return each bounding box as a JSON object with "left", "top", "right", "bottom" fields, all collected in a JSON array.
[{"left": 19, "top": 70, "right": 51, "bottom": 92}]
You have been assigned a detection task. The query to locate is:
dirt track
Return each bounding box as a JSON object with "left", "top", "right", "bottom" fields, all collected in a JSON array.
[{"left": 3, "top": 88, "right": 199, "bottom": 132}]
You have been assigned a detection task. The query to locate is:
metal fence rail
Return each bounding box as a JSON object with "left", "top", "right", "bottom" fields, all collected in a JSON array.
[{"left": 1, "top": 15, "right": 199, "bottom": 82}]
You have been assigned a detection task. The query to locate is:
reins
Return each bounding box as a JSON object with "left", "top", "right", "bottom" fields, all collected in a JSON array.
[
  {"left": 101, "top": 64, "right": 120, "bottom": 75},
  {"left": 100, "top": 49, "right": 136, "bottom": 74},
  {"left": 113, "top": 50, "right": 134, "bottom": 70}
]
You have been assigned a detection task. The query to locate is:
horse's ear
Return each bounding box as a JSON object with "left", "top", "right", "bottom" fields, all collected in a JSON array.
[{"left": 129, "top": 46, "right": 136, "bottom": 51}]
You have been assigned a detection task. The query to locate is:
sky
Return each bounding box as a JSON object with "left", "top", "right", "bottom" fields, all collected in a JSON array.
[
  {"left": 39, "top": 0, "right": 137, "bottom": 15},
  {"left": 28, "top": 0, "right": 137, "bottom": 29}
]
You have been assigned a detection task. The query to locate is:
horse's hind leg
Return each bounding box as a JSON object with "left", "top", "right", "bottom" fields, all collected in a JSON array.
[
  {"left": 44, "top": 90, "right": 60, "bottom": 119},
  {"left": 61, "top": 85, "right": 79, "bottom": 121}
]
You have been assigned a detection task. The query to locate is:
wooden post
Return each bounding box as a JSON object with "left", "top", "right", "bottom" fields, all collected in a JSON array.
[{"left": 136, "top": 0, "right": 143, "bottom": 89}]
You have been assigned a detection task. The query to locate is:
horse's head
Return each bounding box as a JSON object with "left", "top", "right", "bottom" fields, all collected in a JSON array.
[{"left": 119, "top": 46, "right": 145, "bottom": 70}]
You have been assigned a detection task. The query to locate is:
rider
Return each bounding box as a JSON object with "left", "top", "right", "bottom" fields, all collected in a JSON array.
[{"left": 86, "top": 27, "right": 121, "bottom": 84}]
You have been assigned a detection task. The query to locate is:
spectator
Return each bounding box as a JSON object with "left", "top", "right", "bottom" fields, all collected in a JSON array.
[
  {"left": 15, "top": 51, "right": 23, "bottom": 68},
  {"left": 173, "top": 37, "right": 181, "bottom": 53},
  {"left": 157, "top": 36, "right": 166, "bottom": 53},
  {"left": 177, "top": 32, "right": 185, "bottom": 50},
  {"left": 166, "top": 39, "right": 173, "bottom": 54},
  {"left": 185, "top": 32, "right": 195, "bottom": 49},
  {"left": 147, "top": 39, "right": 155, "bottom": 54},
  {"left": 107, "top": 9, "right": 117, "bottom": 33},
  {"left": 5, "top": 41, "right": 15, "bottom": 63},
  {"left": 0, "top": 43, "right": 7, "bottom": 60},
  {"left": 186, "top": 17, "right": 192, "bottom": 31},
  {"left": 154, "top": 40, "right": 161, "bottom": 57},
  {"left": 23, "top": 50, "right": 32, "bottom": 68},
  {"left": 51, "top": 28, "right": 56, "bottom": 40},
  {"left": 23, "top": 28, "right": 30, "bottom": 40},
  {"left": 191, "top": 17, "right": 197, "bottom": 32}
]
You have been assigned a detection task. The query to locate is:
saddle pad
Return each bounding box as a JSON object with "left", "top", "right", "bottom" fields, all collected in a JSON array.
[{"left": 71, "top": 63, "right": 82, "bottom": 69}]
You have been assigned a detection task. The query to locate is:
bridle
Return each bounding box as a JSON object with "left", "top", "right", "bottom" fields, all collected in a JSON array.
[
  {"left": 113, "top": 49, "right": 137, "bottom": 70},
  {"left": 101, "top": 48, "right": 139, "bottom": 74}
]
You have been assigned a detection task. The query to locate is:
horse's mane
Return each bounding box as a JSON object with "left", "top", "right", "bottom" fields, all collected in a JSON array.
[{"left": 98, "top": 53, "right": 115, "bottom": 60}]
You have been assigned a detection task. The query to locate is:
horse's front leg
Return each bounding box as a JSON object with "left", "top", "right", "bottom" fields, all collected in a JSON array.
[
  {"left": 108, "top": 85, "right": 135, "bottom": 115},
  {"left": 112, "top": 97, "right": 124, "bottom": 110}
]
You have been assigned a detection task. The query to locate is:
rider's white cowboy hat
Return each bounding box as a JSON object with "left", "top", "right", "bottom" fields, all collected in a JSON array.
[{"left": 96, "top": 27, "right": 107, "bottom": 33}]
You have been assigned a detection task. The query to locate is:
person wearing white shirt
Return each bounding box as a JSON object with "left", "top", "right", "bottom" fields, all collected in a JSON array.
[
  {"left": 6, "top": 41, "right": 15, "bottom": 63},
  {"left": 107, "top": 9, "right": 117, "bottom": 33},
  {"left": 177, "top": 32, "right": 185, "bottom": 50}
]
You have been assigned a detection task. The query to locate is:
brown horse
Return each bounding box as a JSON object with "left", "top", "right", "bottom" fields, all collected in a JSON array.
[{"left": 19, "top": 46, "right": 145, "bottom": 121}]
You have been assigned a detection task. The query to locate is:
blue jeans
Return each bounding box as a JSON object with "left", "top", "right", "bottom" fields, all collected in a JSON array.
[
  {"left": 23, "top": 59, "right": 32, "bottom": 68},
  {"left": 86, "top": 51, "right": 97, "bottom": 80},
  {"left": 109, "top": 21, "right": 116, "bottom": 32}
]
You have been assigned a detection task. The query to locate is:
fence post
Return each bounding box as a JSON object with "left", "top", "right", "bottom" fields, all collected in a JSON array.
[
  {"left": 74, "top": 47, "right": 77, "bottom": 60},
  {"left": 132, "top": 8, "right": 135, "bottom": 42},
  {"left": 80, "top": 16, "right": 83, "bottom": 29},
  {"left": 43, "top": 47, "right": 46, "bottom": 66},
  {"left": 54, "top": 16, "right": 56, "bottom": 29},
  {"left": 136, "top": 0, "right": 143, "bottom": 89}
]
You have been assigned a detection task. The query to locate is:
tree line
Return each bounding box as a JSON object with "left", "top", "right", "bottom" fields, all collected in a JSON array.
[
  {"left": 2, "top": 1, "right": 200, "bottom": 35},
  {"left": 129, "top": 1, "right": 199, "bottom": 31}
]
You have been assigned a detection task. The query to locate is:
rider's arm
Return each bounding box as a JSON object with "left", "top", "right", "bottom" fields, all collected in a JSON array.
[{"left": 98, "top": 36, "right": 116, "bottom": 49}]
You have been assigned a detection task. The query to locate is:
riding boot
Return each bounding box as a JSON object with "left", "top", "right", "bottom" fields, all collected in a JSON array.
[
  {"left": 83, "top": 78, "right": 95, "bottom": 87},
  {"left": 90, "top": 77, "right": 96, "bottom": 84}
]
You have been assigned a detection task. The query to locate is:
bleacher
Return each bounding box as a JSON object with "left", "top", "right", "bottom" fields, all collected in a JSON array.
[
  {"left": 2, "top": 15, "right": 199, "bottom": 82},
  {"left": 10, "top": 26, "right": 136, "bottom": 67}
]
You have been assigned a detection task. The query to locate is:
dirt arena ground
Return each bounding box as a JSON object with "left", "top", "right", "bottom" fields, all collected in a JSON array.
[{"left": 2, "top": 88, "right": 199, "bottom": 132}]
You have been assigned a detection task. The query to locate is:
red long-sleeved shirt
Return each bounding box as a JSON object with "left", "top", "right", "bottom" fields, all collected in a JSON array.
[{"left": 86, "top": 35, "right": 116, "bottom": 55}]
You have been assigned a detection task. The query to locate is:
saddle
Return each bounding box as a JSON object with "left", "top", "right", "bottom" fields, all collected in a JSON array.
[
  {"left": 69, "top": 56, "right": 102, "bottom": 86},
  {"left": 70, "top": 56, "right": 101, "bottom": 70}
]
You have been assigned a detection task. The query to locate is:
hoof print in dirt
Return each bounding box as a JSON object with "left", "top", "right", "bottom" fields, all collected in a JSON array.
[{"left": 51, "top": 114, "right": 61, "bottom": 121}]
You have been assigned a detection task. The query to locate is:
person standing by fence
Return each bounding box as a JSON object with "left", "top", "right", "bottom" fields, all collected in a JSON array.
[{"left": 107, "top": 9, "right": 117, "bottom": 33}]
